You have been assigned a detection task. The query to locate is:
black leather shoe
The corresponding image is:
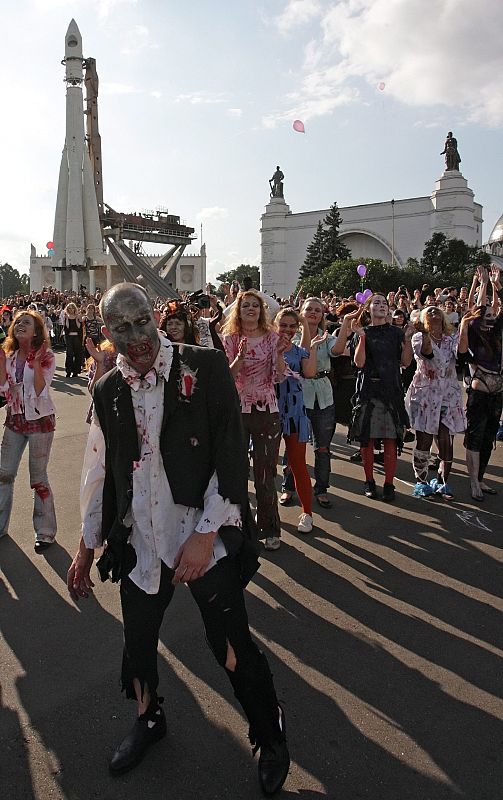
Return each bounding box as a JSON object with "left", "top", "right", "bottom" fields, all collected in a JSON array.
[
  {"left": 258, "top": 707, "right": 290, "bottom": 796},
  {"left": 258, "top": 739, "right": 290, "bottom": 796},
  {"left": 34, "top": 540, "right": 53, "bottom": 553},
  {"left": 382, "top": 482, "right": 395, "bottom": 502},
  {"left": 364, "top": 480, "right": 377, "bottom": 499},
  {"left": 109, "top": 707, "right": 166, "bottom": 775}
]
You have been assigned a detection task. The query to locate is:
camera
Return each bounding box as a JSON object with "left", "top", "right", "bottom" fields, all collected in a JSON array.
[{"left": 188, "top": 290, "right": 211, "bottom": 309}]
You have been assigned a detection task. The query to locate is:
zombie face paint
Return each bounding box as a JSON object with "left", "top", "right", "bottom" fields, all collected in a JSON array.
[
  {"left": 102, "top": 287, "right": 160, "bottom": 374},
  {"left": 369, "top": 294, "right": 388, "bottom": 320}
]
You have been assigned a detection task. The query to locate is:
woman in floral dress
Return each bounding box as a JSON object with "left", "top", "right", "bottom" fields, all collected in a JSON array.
[{"left": 406, "top": 306, "right": 466, "bottom": 500}]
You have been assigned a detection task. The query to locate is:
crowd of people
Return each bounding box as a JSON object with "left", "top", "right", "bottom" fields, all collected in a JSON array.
[{"left": 0, "top": 266, "right": 502, "bottom": 795}]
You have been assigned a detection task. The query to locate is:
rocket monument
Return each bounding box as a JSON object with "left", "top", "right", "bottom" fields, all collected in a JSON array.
[{"left": 52, "top": 19, "right": 104, "bottom": 284}]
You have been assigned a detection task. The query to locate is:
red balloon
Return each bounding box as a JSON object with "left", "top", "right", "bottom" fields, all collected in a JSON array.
[{"left": 46, "top": 241, "right": 54, "bottom": 249}]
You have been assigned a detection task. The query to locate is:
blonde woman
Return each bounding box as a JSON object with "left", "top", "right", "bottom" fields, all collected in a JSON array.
[
  {"left": 0, "top": 310, "right": 57, "bottom": 551},
  {"left": 297, "top": 297, "right": 356, "bottom": 508},
  {"left": 222, "top": 290, "right": 288, "bottom": 550},
  {"left": 64, "top": 302, "right": 83, "bottom": 377},
  {"left": 406, "top": 305, "right": 466, "bottom": 500}
]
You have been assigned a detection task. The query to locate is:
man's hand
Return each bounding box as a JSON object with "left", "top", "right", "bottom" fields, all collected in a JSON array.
[
  {"left": 67, "top": 537, "right": 95, "bottom": 601},
  {"left": 172, "top": 531, "right": 217, "bottom": 585}
]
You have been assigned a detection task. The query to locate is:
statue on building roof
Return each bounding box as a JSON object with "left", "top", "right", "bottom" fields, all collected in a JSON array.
[
  {"left": 269, "top": 166, "right": 284, "bottom": 198},
  {"left": 440, "top": 131, "right": 461, "bottom": 171}
]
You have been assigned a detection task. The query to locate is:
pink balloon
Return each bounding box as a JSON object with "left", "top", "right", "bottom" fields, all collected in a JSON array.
[
  {"left": 293, "top": 119, "right": 305, "bottom": 133},
  {"left": 363, "top": 289, "right": 373, "bottom": 301},
  {"left": 356, "top": 292, "right": 365, "bottom": 304},
  {"left": 378, "top": 82, "right": 386, "bottom": 91},
  {"left": 357, "top": 264, "right": 366, "bottom": 277}
]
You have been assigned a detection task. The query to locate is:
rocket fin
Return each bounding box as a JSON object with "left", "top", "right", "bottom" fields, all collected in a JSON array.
[
  {"left": 82, "top": 149, "right": 104, "bottom": 264},
  {"left": 52, "top": 145, "right": 69, "bottom": 269}
]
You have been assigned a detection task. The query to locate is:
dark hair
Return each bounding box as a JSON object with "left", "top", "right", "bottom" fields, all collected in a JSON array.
[{"left": 160, "top": 303, "right": 199, "bottom": 345}]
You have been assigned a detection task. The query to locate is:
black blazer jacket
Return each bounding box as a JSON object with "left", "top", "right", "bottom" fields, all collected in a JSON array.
[{"left": 93, "top": 344, "right": 259, "bottom": 585}]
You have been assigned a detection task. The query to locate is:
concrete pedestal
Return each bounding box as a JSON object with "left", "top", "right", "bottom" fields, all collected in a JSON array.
[{"left": 260, "top": 196, "right": 291, "bottom": 297}]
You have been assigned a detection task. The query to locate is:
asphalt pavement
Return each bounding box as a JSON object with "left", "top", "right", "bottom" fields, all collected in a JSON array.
[{"left": 1, "top": 352, "right": 502, "bottom": 800}]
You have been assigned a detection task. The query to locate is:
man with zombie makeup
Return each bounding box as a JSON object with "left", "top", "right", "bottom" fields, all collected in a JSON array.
[{"left": 67, "top": 283, "right": 290, "bottom": 796}]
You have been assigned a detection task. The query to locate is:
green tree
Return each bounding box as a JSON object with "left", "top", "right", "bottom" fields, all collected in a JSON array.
[
  {"left": 215, "top": 264, "right": 260, "bottom": 287},
  {"left": 299, "top": 221, "right": 324, "bottom": 280},
  {"left": 319, "top": 202, "right": 351, "bottom": 268},
  {"left": 0, "top": 263, "right": 29, "bottom": 298},
  {"left": 420, "top": 233, "right": 491, "bottom": 284},
  {"left": 299, "top": 258, "right": 386, "bottom": 298},
  {"left": 299, "top": 202, "right": 352, "bottom": 281}
]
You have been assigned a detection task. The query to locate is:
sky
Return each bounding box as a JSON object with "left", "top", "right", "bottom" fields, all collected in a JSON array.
[{"left": 1, "top": 0, "right": 502, "bottom": 284}]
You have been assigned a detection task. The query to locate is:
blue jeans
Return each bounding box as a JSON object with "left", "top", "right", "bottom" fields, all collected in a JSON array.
[
  {"left": 282, "top": 403, "right": 336, "bottom": 496},
  {"left": 0, "top": 426, "right": 57, "bottom": 541}
]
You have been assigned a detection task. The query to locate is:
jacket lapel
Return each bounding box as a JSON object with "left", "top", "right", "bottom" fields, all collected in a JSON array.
[
  {"left": 114, "top": 371, "right": 140, "bottom": 462},
  {"left": 161, "top": 344, "right": 181, "bottom": 435}
]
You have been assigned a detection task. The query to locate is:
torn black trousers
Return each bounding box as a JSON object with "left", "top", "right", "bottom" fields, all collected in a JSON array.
[{"left": 120, "top": 556, "right": 283, "bottom": 749}]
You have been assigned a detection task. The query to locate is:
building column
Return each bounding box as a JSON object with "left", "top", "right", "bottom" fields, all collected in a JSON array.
[
  {"left": 72, "top": 270, "right": 79, "bottom": 293},
  {"left": 106, "top": 265, "right": 113, "bottom": 289},
  {"left": 88, "top": 269, "right": 96, "bottom": 295},
  {"left": 55, "top": 271, "right": 62, "bottom": 291}
]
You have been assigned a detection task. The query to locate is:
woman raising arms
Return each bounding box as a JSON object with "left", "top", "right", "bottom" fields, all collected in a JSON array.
[
  {"left": 406, "top": 305, "right": 466, "bottom": 500},
  {"left": 294, "top": 297, "right": 357, "bottom": 509},
  {"left": 349, "top": 293, "right": 414, "bottom": 501},
  {"left": 222, "top": 290, "right": 288, "bottom": 551},
  {"left": 0, "top": 310, "right": 58, "bottom": 551}
]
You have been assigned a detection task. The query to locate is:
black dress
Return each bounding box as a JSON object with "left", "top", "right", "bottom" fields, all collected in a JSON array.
[{"left": 348, "top": 324, "right": 409, "bottom": 451}]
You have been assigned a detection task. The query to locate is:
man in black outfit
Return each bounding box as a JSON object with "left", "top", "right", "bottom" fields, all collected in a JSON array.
[{"left": 67, "top": 283, "right": 290, "bottom": 796}]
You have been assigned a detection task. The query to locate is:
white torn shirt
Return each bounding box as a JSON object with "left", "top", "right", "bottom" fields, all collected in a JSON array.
[{"left": 80, "top": 337, "right": 241, "bottom": 594}]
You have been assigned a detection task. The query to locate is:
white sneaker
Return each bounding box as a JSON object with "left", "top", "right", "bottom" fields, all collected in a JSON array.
[
  {"left": 297, "top": 513, "right": 313, "bottom": 533},
  {"left": 264, "top": 536, "right": 281, "bottom": 551}
]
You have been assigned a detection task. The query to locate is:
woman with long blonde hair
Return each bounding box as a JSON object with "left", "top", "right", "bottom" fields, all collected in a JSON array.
[
  {"left": 222, "top": 290, "right": 288, "bottom": 550},
  {"left": 0, "top": 310, "right": 57, "bottom": 551},
  {"left": 296, "top": 296, "right": 358, "bottom": 507},
  {"left": 64, "top": 301, "right": 84, "bottom": 377},
  {"left": 406, "top": 304, "right": 465, "bottom": 499}
]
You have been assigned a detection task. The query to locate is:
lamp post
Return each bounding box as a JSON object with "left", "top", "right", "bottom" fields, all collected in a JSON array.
[
  {"left": 391, "top": 199, "right": 395, "bottom": 267},
  {"left": 0, "top": 265, "right": 4, "bottom": 300}
]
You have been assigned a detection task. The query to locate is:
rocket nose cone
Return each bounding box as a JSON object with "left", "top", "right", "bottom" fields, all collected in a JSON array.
[{"left": 66, "top": 19, "right": 82, "bottom": 54}]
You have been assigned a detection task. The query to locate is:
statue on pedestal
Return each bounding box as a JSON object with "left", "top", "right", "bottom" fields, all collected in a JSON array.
[
  {"left": 440, "top": 131, "right": 461, "bottom": 171},
  {"left": 269, "top": 166, "right": 284, "bottom": 198}
]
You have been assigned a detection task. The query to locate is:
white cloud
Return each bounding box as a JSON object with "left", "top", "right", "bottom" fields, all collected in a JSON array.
[
  {"left": 271, "top": 0, "right": 503, "bottom": 127},
  {"left": 276, "top": 0, "right": 322, "bottom": 34},
  {"left": 150, "top": 90, "right": 162, "bottom": 99},
  {"left": 120, "top": 24, "right": 156, "bottom": 56},
  {"left": 175, "top": 91, "right": 229, "bottom": 105},
  {"left": 226, "top": 108, "right": 243, "bottom": 118},
  {"left": 100, "top": 82, "right": 141, "bottom": 95},
  {"left": 197, "top": 207, "right": 229, "bottom": 222}
]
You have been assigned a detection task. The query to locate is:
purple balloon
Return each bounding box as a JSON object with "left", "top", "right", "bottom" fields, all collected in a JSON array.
[
  {"left": 356, "top": 292, "right": 365, "bottom": 304},
  {"left": 357, "top": 264, "right": 366, "bottom": 278},
  {"left": 363, "top": 288, "right": 373, "bottom": 301}
]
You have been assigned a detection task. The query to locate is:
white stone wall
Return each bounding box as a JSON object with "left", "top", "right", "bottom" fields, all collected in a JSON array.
[
  {"left": 29, "top": 245, "right": 206, "bottom": 295},
  {"left": 260, "top": 170, "right": 483, "bottom": 297}
]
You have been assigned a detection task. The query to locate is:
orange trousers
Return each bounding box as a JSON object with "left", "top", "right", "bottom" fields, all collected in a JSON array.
[{"left": 283, "top": 433, "right": 313, "bottom": 515}]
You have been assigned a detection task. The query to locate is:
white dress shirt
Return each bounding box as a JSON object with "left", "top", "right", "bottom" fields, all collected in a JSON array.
[{"left": 80, "top": 336, "right": 242, "bottom": 594}]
